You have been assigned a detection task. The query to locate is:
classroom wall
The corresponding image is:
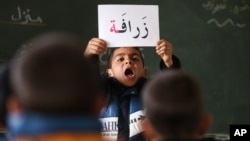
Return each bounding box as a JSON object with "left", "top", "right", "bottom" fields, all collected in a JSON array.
[{"left": 0, "top": 0, "right": 249, "bottom": 134}]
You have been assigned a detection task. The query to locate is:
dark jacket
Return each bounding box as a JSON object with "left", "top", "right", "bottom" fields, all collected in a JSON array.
[
  {"left": 0, "top": 131, "right": 8, "bottom": 141},
  {"left": 97, "top": 55, "right": 181, "bottom": 141}
]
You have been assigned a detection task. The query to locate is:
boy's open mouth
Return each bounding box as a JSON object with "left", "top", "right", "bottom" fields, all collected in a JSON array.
[{"left": 124, "top": 68, "right": 135, "bottom": 78}]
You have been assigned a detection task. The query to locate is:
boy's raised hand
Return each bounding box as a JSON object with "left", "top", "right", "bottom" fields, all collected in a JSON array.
[
  {"left": 84, "top": 38, "right": 107, "bottom": 58},
  {"left": 156, "top": 39, "right": 173, "bottom": 67}
]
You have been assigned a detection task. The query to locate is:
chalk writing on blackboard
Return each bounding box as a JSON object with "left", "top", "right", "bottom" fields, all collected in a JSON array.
[
  {"left": 202, "top": 0, "right": 249, "bottom": 28},
  {"left": 202, "top": 0, "right": 226, "bottom": 14},
  {"left": 207, "top": 18, "right": 246, "bottom": 28},
  {"left": 0, "top": 5, "right": 46, "bottom": 26}
]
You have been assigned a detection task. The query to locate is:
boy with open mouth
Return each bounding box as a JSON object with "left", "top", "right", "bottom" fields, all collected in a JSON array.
[{"left": 84, "top": 38, "right": 181, "bottom": 141}]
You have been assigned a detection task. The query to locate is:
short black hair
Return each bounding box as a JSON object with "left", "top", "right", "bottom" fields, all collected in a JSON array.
[
  {"left": 142, "top": 70, "right": 203, "bottom": 140},
  {"left": 107, "top": 47, "right": 144, "bottom": 68},
  {"left": 11, "top": 32, "right": 102, "bottom": 114}
]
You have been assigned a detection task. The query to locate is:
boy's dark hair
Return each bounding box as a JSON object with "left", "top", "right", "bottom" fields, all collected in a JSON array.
[
  {"left": 11, "top": 32, "right": 101, "bottom": 114},
  {"left": 107, "top": 47, "right": 144, "bottom": 68},
  {"left": 142, "top": 70, "right": 203, "bottom": 139},
  {"left": 0, "top": 63, "right": 11, "bottom": 126}
]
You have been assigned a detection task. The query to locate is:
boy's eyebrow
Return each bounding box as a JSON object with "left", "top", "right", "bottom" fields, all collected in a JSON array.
[
  {"left": 130, "top": 53, "right": 140, "bottom": 57},
  {"left": 114, "top": 53, "right": 141, "bottom": 58},
  {"left": 114, "top": 53, "right": 125, "bottom": 57}
]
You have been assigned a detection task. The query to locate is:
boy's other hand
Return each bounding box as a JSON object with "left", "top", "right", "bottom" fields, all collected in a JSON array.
[
  {"left": 84, "top": 38, "right": 107, "bottom": 58},
  {"left": 156, "top": 39, "right": 173, "bottom": 68}
]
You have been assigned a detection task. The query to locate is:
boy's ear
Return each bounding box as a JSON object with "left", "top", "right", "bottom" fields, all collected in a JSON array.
[
  {"left": 141, "top": 118, "right": 157, "bottom": 140},
  {"left": 106, "top": 69, "right": 113, "bottom": 77},
  {"left": 198, "top": 113, "right": 213, "bottom": 136}
]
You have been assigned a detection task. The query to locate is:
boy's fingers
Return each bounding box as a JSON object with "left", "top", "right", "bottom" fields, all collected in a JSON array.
[
  {"left": 156, "top": 40, "right": 162, "bottom": 45},
  {"left": 159, "top": 42, "right": 166, "bottom": 47},
  {"left": 92, "top": 37, "right": 106, "bottom": 43},
  {"left": 156, "top": 45, "right": 169, "bottom": 51},
  {"left": 156, "top": 47, "right": 171, "bottom": 55},
  {"left": 89, "top": 42, "right": 107, "bottom": 52},
  {"left": 157, "top": 49, "right": 164, "bottom": 54},
  {"left": 161, "top": 46, "right": 171, "bottom": 52},
  {"left": 89, "top": 38, "right": 106, "bottom": 46},
  {"left": 156, "top": 49, "right": 163, "bottom": 55},
  {"left": 157, "top": 39, "right": 166, "bottom": 44},
  {"left": 85, "top": 38, "right": 107, "bottom": 56},
  {"left": 156, "top": 44, "right": 165, "bottom": 50},
  {"left": 89, "top": 47, "right": 103, "bottom": 55}
]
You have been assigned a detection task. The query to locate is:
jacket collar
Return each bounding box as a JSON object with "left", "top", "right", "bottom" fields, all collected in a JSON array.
[{"left": 108, "top": 77, "right": 147, "bottom": 92}]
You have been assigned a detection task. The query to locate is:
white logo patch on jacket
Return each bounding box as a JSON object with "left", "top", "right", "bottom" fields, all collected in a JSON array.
[
  {"left": 99, "top": 117, "right": 118, "bottom": 141},
  {"left": 129, "top": 110, "right": 145, "bottom": 137}
]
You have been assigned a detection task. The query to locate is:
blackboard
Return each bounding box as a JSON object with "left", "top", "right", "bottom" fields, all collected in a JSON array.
[{"left": 0, "top": 0, "right": 250, "bottom": 134}]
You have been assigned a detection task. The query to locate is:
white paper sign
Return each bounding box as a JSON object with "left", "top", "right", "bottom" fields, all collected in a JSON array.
[{"left": 98, "top": 5, "right": 159, "bottom": 47}]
